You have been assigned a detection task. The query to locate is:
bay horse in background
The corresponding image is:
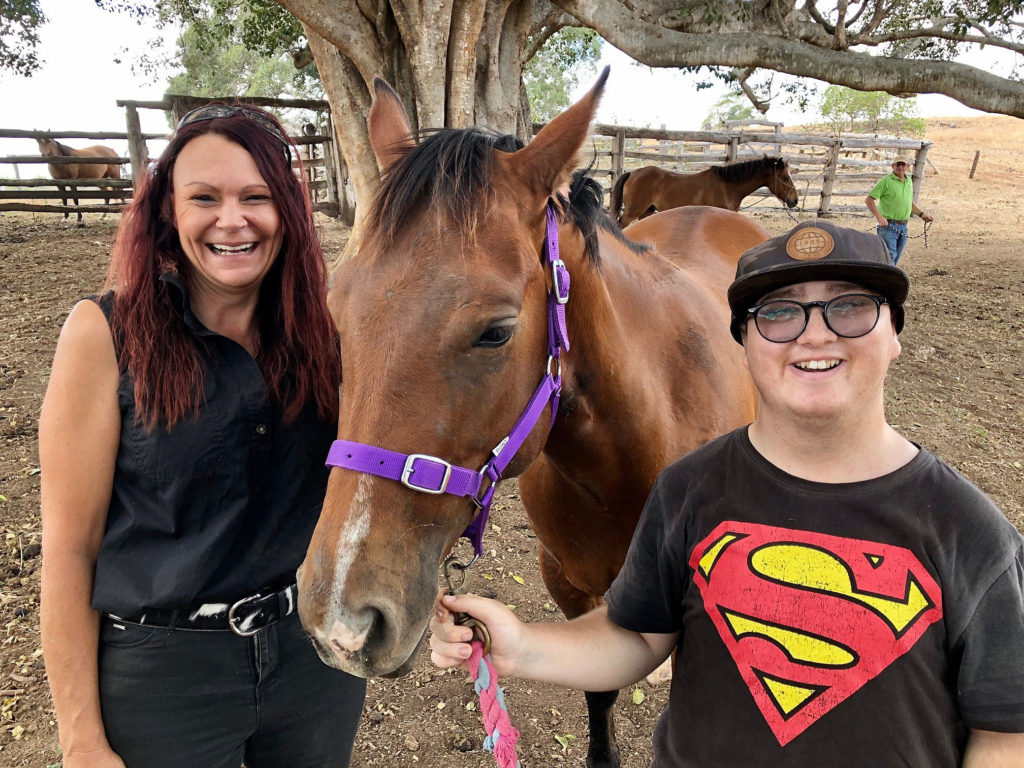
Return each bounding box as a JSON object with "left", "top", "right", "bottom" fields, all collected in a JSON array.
[
  {"left": 610, "top": 155, "right": 798, "bottom": 227},
  {"left": 36, "top": 138, "right": 121, "bottom": 223},
  {"left": 297, "top": 69, "right": 765, "bottom": 768}
]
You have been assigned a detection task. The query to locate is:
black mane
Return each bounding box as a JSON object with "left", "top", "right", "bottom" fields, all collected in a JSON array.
[
  {"left": 368, "top": 128, "right": 647, "bottom": 263},
  {"left": 711, "top": 155, "right": 787, "bottom": 183}
]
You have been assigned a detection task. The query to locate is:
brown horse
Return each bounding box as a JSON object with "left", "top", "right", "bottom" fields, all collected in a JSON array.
[
  {"left": 610, "top": 155, "right": 798, "bottom": 227},
  {"left": 297, "top": 70, "right": 765, "bottom": 768},
  {"left": 36, "top": 138, "right": 121, "bottom": 222}
]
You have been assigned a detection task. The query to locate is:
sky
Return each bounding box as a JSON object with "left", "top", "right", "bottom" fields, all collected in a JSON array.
[{"left": 0, "top": 1, "right": 1012, "bottom": 179}]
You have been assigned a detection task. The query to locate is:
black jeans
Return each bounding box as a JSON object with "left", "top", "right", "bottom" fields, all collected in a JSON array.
[{"left": 99, "top": 611, "right": 366, "bottom": 768}]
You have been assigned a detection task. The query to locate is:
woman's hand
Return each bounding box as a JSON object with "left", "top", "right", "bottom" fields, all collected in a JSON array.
[{"left": 428, "top": 590, "right": 525, "bottom": 677}]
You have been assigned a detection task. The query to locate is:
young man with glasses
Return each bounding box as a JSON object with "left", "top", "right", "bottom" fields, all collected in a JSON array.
[
  {"left": 430, "top": 220, "right": 1024, "bottom": 766},
  {"left": 865, "top": 157, "right": 934, "bottom": 264}
]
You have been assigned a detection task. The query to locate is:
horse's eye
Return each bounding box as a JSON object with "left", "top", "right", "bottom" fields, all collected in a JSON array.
[{"left": 474, "top": 324, "right": 514, "bottom": 348}]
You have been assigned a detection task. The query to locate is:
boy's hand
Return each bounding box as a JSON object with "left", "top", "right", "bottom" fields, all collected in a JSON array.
[{"left": 429, "top": 590, "right": 523, "bottom": 676}]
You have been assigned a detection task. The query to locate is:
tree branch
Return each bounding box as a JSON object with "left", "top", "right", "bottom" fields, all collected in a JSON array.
[
  {"left": 853, "top": 23, "right": 1024, "bottom": 56},
  {"left": 279, "top": 0, "right": 383, "bottom": 85},
  {"left": 803, "top": 1, "right": 835, "bottom": 35},
  {"left": 552, "top": 0, "right": 1024, "bottom": 117},
  {"left": 833, "top": 0, "right": 848, "bottom": 50},
  {"left": 734, "top": 66, "right": 770, "bottom": 114}
]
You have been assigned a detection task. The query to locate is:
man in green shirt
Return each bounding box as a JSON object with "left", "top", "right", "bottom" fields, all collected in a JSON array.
[{"left": 865, "top": 157, "right": 934, "bottom": 265}]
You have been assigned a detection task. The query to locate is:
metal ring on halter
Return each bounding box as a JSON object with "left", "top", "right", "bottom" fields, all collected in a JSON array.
[
  {"left": 443, "top": 552, "right": 481, "bottom": 592},
  {"left": 546, "top": 354, "right": 563, "bottom": 380},
  {"left": 442, "top": 553, "right": 492, "bottom": 655}
]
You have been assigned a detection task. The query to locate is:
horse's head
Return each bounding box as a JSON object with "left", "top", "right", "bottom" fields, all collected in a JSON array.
[
  {"left": 36, "top": 137, "right": 59, "bottom": 157},
  {"left": 298, "top": 70, "right": 609, "bottom": 677},
  {"left": 766, "top": 155, "right": 799, "bottom": 208}
]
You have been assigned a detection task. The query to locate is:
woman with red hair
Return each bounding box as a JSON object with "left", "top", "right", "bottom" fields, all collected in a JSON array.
[{"left": 38, "top": 105, "right": 364, "bottom": 768}]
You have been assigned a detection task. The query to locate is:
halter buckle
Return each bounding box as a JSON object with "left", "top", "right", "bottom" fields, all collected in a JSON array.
[
  {"left": 551, "top": 259, "right": 569, "bottom": 305},
  {"left": 401, "top": 454, "right": 452, "bottom": 494}
]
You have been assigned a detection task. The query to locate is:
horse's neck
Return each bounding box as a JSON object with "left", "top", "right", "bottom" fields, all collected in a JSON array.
[
  {"left": 726, "top": 169, "right": 770, "bottom": 206},
  {"left": 55, "top": 142, "right": 70, "bottom": 157},
  {"left": 558, "top": 229, "right": 666, "bottom": 415}
]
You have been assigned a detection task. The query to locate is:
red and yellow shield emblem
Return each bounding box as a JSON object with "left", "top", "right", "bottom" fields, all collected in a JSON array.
[{"left": 689, "top": 521, "right": 942, "bottom": 746}]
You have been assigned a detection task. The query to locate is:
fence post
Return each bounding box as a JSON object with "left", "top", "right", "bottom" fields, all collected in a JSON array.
[
  {"left": 912, "top": 141, "right": 931, "bottom": 201},
  {"left": 969, "top": 149, "right": 980, "bottom": 179},
  {"left": 124, "top": 104, "right": 149, "bottom": 182},
  {"left": 612, "top": 129, "right": 625, "bottom": 179},
  {"left": 728, "top": 136, "right": 738, "bottom": 162},
  {"left": 817, "top": 139, "right": 840, "bottom": 216}
]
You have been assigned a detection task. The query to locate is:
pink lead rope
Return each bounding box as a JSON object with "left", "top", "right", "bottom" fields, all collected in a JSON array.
[{"left": 466, "top": 638, "right": 521, "bottom": 767}]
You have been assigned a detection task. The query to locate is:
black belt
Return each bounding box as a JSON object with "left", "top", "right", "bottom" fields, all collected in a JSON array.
[
  {"left": 106, "top": 584, "right": 298, "bottom": 636},
  {"left": 886, "top": 218, "right": 908, "bottom": 224}
]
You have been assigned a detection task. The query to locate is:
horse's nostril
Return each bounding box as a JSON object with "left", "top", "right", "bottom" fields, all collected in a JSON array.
[{"left": 325, "top": 607, "right": 386, "bottom": 657}]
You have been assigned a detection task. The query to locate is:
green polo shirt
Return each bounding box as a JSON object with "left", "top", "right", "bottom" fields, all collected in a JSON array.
[{"left": 869, "top": 172, "right": 913, "bottom": 220}]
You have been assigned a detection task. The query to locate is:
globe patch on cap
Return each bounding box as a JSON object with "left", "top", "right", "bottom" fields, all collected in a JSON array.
[{"left": 785, "top": 227, "right": 834, "bottom": 260}]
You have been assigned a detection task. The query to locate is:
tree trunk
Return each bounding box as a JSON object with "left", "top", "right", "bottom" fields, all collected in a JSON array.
[{"left": 281, "top": 0, "right": 541, "bottom": 259}]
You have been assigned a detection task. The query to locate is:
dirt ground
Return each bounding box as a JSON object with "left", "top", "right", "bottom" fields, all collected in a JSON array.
[{"left": 1, "top": 115, "right": 1022, "bottom": 767}]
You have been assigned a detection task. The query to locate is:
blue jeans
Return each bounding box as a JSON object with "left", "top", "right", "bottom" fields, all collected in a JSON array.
[
  {"left": 876, "top": 221, "right": 908, "bottom": 265},
  {"left": 99, "top": 611, "right": 366, "bottom": 768}
]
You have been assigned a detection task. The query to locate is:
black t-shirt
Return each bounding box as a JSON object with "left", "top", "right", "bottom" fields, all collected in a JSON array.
[
  {"left": 90, "top": 277, "right": 335, "bottom": 614},
  {"left": 606, "top": 427, "right": 1024, "bottom": 767}
]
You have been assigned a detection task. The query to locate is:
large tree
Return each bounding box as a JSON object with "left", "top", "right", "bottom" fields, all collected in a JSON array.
[
  {"left": 273, "top": 0, "right": 1023, "bottom": 247},
  {"left": 106, "top": 1, "right": 1024, "bottom": 247}
]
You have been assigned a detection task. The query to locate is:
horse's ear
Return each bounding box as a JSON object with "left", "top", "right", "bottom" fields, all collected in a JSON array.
[
  {"left": 368, "top": 77, "right": 416, "bottom": 173},
  {"left": 505, "top": 67, "right": 609, "bottom": 202}
]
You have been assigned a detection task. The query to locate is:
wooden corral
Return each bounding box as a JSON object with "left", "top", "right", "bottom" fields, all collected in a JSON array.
[
  {"left": 0, "top": 94, "right": 353, "bottom": 223},
  {"left": 551, "top": 122, "right": 932, "bottom": 216}
]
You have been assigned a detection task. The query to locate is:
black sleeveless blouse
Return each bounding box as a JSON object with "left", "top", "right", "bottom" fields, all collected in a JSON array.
[{"left": 90, "top": 274, "right": 336, "bottom": 615}]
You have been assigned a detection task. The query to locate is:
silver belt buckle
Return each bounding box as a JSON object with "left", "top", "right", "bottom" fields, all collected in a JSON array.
[{"left": 228, "top": 593, "right": 263, "bottom": 636}]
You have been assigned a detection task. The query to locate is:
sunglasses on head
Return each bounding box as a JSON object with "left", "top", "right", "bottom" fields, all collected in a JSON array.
[{"left": 176, "top": 105, "right": 292, "bottom": 153}]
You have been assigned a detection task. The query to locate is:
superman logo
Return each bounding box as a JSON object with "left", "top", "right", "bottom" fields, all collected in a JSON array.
[{"left": 689, "top": 521, "right": 942, "bottom": 746}]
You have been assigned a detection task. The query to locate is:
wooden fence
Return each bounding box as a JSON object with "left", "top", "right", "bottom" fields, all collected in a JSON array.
[
  {"left": 0, "top": 128, "right": 144, "bottom": 215},
  {"left": 0, "top": 94, "right": 353, "bottom": 222},
  {"left": 562, "top": 122, "right": 932, "bottom": 216},
  {"left": 3, "top": 103, "right": 928, "bottom": 221}
]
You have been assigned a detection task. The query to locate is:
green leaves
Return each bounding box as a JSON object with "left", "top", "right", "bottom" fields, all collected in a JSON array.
[
  {"left": 524, "top": 28, "right": 602, "bottom": 123},
  {"left": 0, "top": 0, "right": 48, "bottom": 77}
]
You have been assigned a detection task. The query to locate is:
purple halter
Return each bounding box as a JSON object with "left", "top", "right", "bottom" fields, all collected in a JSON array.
[{"left": 325, "top": 203, "right": 570, "bottom": 555}]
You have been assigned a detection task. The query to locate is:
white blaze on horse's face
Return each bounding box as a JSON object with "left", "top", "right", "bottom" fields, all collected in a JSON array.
[{"left": 172, "top": 134, "right": 283, "bottom": 303}]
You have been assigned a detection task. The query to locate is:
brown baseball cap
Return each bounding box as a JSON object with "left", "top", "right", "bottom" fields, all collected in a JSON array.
[{"left": 727, "top": 220, "right": 910, "bottom": 343}]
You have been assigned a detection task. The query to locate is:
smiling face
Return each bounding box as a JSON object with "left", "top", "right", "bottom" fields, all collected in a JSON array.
[
  {"left": 171, "top": 133, "right": 284, "bottom": 301},
  {"left": 742, "top": 280, "right": 901, "bottom": 425},
  {"left": 891, "top": 161, "right": 908, "bottom": 180}
]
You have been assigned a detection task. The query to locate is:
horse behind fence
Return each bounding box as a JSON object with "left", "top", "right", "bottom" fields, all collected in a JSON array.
[
  {"left": 610, "top": 155, "right": 798, "bottom": 227},
  {"left": 36, "top": 138, "right": 122, "bottom": 222}
]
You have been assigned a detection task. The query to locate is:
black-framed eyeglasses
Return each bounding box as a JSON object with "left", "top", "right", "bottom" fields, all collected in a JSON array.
[
  {"left": 747, "top": 293, "right": 888, "bottom": 343},
  {"left": 176, "top": 105, "right": 292, "bottom": 152}
]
